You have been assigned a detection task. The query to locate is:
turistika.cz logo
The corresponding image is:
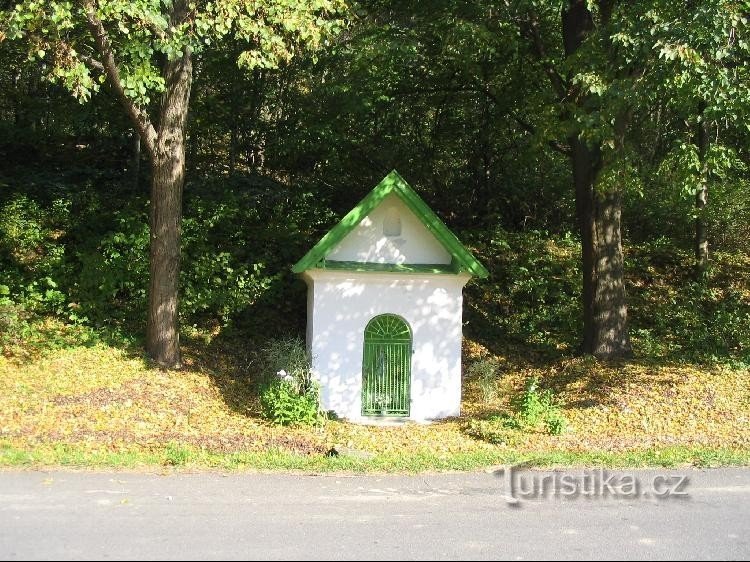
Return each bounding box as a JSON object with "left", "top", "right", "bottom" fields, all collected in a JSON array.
[{"left": 496, "top": 466, "right": 690, "bottom": 503}]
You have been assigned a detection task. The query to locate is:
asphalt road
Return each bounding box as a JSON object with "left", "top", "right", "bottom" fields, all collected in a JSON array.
[{"left": 0, "top": 467, "right": 748, "bottom": 560}]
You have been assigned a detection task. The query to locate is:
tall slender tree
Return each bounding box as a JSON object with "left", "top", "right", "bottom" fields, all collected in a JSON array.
[
  {"left": 508, "top": 0, "right": 748, "bottom": 358},
  {"left": 639, "top": 1, "right": 750, "bottom": 272},
  {"left": 511, "top": 0, "right": 633, "bottom": 358},
  {"left": 2, "top": 0, "right": 343, "bottom": 367}
]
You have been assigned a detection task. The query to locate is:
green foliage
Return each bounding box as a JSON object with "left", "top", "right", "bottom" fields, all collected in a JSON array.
[
  {"left": 513, "top": 376, "right": 566, "bottom": 435},
  {"left": 465, "top": 226, "right": 750, "bottom": 366},
  {"left": 0, "top": 193, "right": 67, "bottom": 314},
  {"left": 260, "top": 379, "right": 321, "bottom": 427},
  {"left": 465, "top": 375, "right": 567, "bottom": 445},
  {"left": 2, "top": 161, "right": 748, "bottom": 367},
  {"left": 163, "top": 442, "right": 192, "bottom": 466},
  {"left": 257, "top": 337, "right": 323, "bottom": 426},
  {"left": 466, "top": 356, "right": 501, "bottom": 403},
  {"left": 544, "top": 412, "right": 567, "bottom": 437},
  {"left": 76, "top": 210, "right": 150, "bottom": 324},
  {"left": 514, "top": 376, "right": 552, "bottom": 426},
  {"left": 627, "top": 244, "right": 750, "bottom": 365},
  {"left": 465, "top": 229, "right": 582, "bottom": 353},
  {"left": 0, "top": 165, "right": 331, "bottom": 341},
  {"left": 1, "top": 0, "right": 345, "bottom": 103},
  {"left": 0, "top": 189, "right": 79, "bottom": 355}
]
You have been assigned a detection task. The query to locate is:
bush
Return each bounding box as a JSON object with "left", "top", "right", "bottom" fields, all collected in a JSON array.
[
  {"left": 626, "top": 244, "right": 750, "bottom": 365},
  {"left": 466, "top": 357, "right": 501, "bottom": 402},
  {"left": 0, "top": 192, "right": 68, "bottom": 317},
  {"left": 0, "top": 165, "right": 332, "bottom": 338},
  {"left": 466, "top": 376, "right": 567, "bottom": 444},
  {"left": 257, "top": 337, "right": 323, "bottom": 426},
  {"left": 513, "top": 376, "right": 567, "bottom": 435},
  {"left": 463, "top": 228, "right": 582, "bottom": 353},
  {"left": 76, "top": 210, "right": 149, "bottom": 325},
  {"left": 260, "top": 379, "right": 321, "bottom": 426},
  {"left": 544, "top": 410, "right": 568, "bottom": 436}
]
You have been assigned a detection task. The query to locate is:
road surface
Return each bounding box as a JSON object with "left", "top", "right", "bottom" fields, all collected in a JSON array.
[{"left": 0, "top": 467, "right": 748, "bottom": 560}]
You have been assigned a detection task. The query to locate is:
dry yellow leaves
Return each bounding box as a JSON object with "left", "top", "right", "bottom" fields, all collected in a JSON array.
[{"left": 0, "top": 338, "right": 748, "bottom": 460}]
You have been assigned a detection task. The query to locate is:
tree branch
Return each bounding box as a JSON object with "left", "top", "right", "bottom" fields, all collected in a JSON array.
[
  {"left": 57, "top": 39, "right": 104, "bottom": 72},
  {"left": 520, "top": 13, "right": 568, "bottom": 102},
  {"left": 82, "top": 0, "right": 157, "bottom": 157},
  {"left": 78, "top": 52, "right": 104, "bottom": 72},
  {"left": 475, "top": 80, "right": 572, "bottom": 157},
  {"left": 143, "top": 20, "right": 166, "bottom": 42},
  {"left": 512, "top": 113, "right": 572, "bottom": 156}
]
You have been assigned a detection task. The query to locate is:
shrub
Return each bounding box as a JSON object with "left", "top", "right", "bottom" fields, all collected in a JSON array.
[
  {"left": 544, "top": 410, "right": 568, "bottom": 436},
  {"left": 260, "top": 379, "right": 321, "bottom": 426},
  {"left": 76, "top": 210, "right": 149, "bottom": 325},
  {"left": 514, "top": 376, "right": 551, "bottom": 425},
  {"left": 463, "top": 228, "right": 582, "bottom": 353},
  {"left": 257, "top": 337, "right": 323, "bottom": 426},
  {"left": 465, "top": 376, "right": 567, "bottom": 445},
  {"left": 513, "top": 376, "right": 567, "bottom": 434},
  {"left": 626, "top": 245, "right": 750, "bottom": 365},
  {"left": 466, "top": 357, "right": 500, "bottom": 402}
]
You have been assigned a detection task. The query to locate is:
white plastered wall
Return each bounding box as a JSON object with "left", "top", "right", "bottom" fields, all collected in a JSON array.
[
  {"left": 325, "top": 193, "right": 452, "bottom": 265},
  {"left": 303, "top": 270, "right": 470, "bottom": 422}
]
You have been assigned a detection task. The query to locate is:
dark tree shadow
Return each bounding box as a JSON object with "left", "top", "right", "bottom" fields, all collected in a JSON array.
[{"left": 178, "top": 273, "right": 308, "bottom": 418}]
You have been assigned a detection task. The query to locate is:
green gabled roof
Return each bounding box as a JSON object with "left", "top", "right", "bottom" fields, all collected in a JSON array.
[{"left": 292, "top": 170, "right": 489, "bottom": 278}]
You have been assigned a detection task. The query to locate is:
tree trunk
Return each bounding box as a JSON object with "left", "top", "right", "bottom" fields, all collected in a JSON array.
[
  {"left": 565, "top": 0, "right": 632, "bottom": 359},
  {"left": 131, "top": 129, "right": 141, "bottom": 190},
  {"left": 145, "top": 46, "right": 193, "bottom": 368},
  {"left": 82, "top": 0, "right": 191, "bottom": 368},
  {"left": 571, "top": 141, "right": 632, "bottom": 358},
  {"left": 591, "top": 183, "right": 631, "bottom": 356},
  {"left": 572, "top": 138, "right": 598, "bottom": 353},
  {"left": 695, "top": 105, "right": 709, "bottom": 270}
]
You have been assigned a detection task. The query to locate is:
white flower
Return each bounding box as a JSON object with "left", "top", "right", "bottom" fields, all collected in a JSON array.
[{"left": 276, "top": 369, "right": 287, "bottom": 379}]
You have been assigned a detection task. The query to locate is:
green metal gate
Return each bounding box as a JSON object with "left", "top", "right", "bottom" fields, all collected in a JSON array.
[{"left": 362, "top": 314, "right": 412, "bottom": 417}]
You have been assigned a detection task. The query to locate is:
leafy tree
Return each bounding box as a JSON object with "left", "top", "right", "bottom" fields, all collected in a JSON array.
[
  {"left": 497, "top": 0, "right": 749, "bottom": 358},
  {"left": 1, "top": 0, "right": 343, "bottom": 367},
  {"left": 635, "top": 1, "right": 750, "bottom": 270}
]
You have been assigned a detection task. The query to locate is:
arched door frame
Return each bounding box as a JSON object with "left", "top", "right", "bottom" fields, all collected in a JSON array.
[{"left": 361, "top": 314, "right": 412, "bottom": 417}]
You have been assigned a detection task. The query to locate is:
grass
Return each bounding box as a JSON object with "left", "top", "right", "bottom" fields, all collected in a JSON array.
[
  {"left": 0, "top": 330, "right": 748, "bottom": 473},
  {"left": 1, "top": 441, "right": 748, "bottom": 473}
]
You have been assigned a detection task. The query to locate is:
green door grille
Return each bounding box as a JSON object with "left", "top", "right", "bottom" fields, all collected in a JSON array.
[{"left": 362, "top": 314, "right": 412, "bottom": 417}]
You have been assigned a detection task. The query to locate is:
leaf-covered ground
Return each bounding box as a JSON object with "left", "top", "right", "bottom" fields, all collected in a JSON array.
[{"left": 1, "top": 333, "right": 748, "bottom": 471}]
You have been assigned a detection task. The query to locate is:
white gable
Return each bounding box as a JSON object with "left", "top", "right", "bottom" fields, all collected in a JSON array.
[{"left": 325, "top": 193, "right": 452, "bottom": 265}]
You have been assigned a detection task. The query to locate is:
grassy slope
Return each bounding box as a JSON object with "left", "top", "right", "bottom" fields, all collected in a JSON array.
[
  {"left": 0, "top": 334, "right": 748, "bottom": 472},
  {"left": 1, "top": 234, "right": 748, "bottom": 472}
]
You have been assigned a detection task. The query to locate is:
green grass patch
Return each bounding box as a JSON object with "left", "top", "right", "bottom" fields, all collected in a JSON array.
[{"left": 1, "top": 440, "right": 748, "bottom": 473}]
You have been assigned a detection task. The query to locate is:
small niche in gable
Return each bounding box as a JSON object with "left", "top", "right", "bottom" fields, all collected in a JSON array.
[{"left": 383, "top": 207, "right": 402, "bottom": 237}]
